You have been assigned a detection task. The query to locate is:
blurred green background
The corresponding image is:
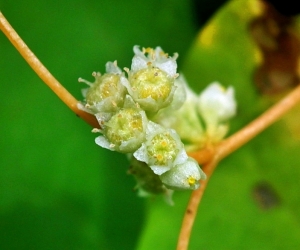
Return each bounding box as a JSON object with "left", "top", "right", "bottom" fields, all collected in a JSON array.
[{"left": 1, "top": 0, "right": 300, "bottom": 249}]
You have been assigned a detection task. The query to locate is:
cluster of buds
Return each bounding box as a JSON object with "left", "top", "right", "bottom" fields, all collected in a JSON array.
[
  {"left": 155, "top": 80, "right": 237, "bottom": 151},
  {"left": 79, "top": 46, "right": 236, "bottom": 202}
]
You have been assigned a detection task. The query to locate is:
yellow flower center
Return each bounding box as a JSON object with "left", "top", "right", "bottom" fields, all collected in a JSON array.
[
  {"left": 86, "top": 74, "right": 121, "bottom": 104},
  {"left": 130, "top": 67, "right": 173, "bottom": 101},
  {"left": 187, "top": 177, "right": 196, "bottom": 186},
  {"left": 105, "top": 108, "right": 143, "bottom": 146},
  {"left": 147, "top": 132, "right": 178, "bottom": 165}
]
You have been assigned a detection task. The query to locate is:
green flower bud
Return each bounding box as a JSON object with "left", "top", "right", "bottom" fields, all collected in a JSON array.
[
  {"left": 95, "top": 95, "right": 148, "bottom": 153},
  {"left": 128, "top": 157, "right": 165, "bottom": 195},
  {"left": 160, "top": 157, "right": 206, "bottom": 190},
  {"left": 134, "top": 121, "right": 188, "bottom": 175}
]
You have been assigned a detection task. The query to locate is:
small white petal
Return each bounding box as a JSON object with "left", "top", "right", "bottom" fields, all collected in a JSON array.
[
  {"left": 133, "top": 45, "right": 145, "bottom": 57},
  {"left": 156, "top": 59, "right": 177, "bottom": 77},
  {"left": 145, "top": 121, "right": 161, "bottom": 136},
  {"left": 105, "top": 61, "right": 122, "bottom": 74},
  {"left": 131, "top": 55, "right": 148, "bottom": 71},
  {"left": 150, "top": 165, "right": 171, "bottom": 175},
  {"left": 173, "top": 148, "right": 189, "bottom": 165},
  {"left": 160, "top": 158, "right": 206, "bottom": 190},
  {"left": 95, "top": 136, "right": 115, "bottom": 151},
  {"left": 131, "top": 46, "right": 148, "bottom": 71},
  {"left": 169, "top": 76, "right": 187, "bottom": 109},
  {"left": 95, "top": 112, "right": 113, "bottom": 125},
  {"left": 198, "top": 82, "right": 237, "bottom": 124},
  {"left": 133, "top": 144, "right": 148, "bottom": 163}
]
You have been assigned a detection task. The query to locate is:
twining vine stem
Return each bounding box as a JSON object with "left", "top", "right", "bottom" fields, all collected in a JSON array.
[
  {"left": 0, "top": 12, "right": 99, "bottom": 128},
  {"left": 2, "top": 11, "right": 300, "bottom": 250},
  {"left": 178, "top": 82, "right": 300, "bottom": 250}
]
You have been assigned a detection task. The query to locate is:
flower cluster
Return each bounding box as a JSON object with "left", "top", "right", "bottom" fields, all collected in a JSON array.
[
  {"left": 79, "top": 46, "right": 236, "bottom": 201},
  {"left": 154, "top": 80, "right": 237, "bottom": 151}
]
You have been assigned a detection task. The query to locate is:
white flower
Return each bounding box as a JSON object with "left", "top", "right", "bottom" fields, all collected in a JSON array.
[
  {"left": 122, "top": 46, "right": 179, "bottom": 113},
  {"left": 160, "top": 157, "right": 206, "bottom": 190},
  {"left": 167, "top": 75, "right": 188, "bottom": 110},
  {"left": 133, "top": 121, "right": 188, "bottom": 175},
  {"left": 95, "top": 95, "right": 148, "bottom": 153},
  {"left": 198, "top": 82, "right": 236, "bottom": 125},
  {"left": 79, "top": 61, "right": 128, "bottom": 114},
  {"left": 154, "top": 76, "right": 205, "bottom": 149},
  {"left": 131, "top": 46, "right": 178, "bottom": 77},
  {"left": 197, "top": 82, "right": 236, "bottom": 141}
]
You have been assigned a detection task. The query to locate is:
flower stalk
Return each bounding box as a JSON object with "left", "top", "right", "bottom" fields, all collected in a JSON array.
[
  {"left": 0, "top": 12, "right": 99, "bottom": 128},
  {"left": 177, "top": 83, "right": 300, "bottom": 249}
]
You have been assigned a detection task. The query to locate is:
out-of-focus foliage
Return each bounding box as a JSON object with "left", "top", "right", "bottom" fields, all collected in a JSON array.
[{"left": 1, "top": 0, "right": 300, "bottom": 249}]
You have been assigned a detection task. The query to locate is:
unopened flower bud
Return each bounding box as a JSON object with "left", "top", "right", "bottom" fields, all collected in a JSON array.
[
  {"left": 160, "top": 157, "right": 206, "bottom": 190},
  {"left": 197, "top": 82, "right": 236, "bottom": 142},
  {"left": 198, "top": 82, "right": 236, "bottom": 125},
  {"left": 128, "top": 157, "right": 165, "bottom": 195}
]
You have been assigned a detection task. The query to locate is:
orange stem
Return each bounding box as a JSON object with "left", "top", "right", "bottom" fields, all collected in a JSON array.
[
  {"left": 0, "top": 11, "right": 99, "bottom": 128},
  {"left": 178, "top": 83, "right": 300, "bottom": 250},
  {"left": 218, "top": 85, "right": 300, "bottom": 159},
  {"left": 188, "top": 147, "right": 215, "bottom": 165},
  {"left": 176, "top": 160, "right": 218, "bottom": 250}
]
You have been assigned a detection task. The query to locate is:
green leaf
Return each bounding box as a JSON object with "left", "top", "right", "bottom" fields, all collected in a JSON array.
[{"left": 137, "top": 1, "right": 300, "bottom": 249}]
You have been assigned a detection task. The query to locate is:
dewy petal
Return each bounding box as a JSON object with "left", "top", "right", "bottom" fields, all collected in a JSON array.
[
  {"left": 105, "top": 61, "right": 122, "bottom": 74},
  {"left": 169, "top": 76, "right": 187, "bottom": 109},
  {"left": 127, "top": 46, "right": 179, "bottom": 112},
  {"left": 133, "top": 45, "right": 146, "bottom": 58},
  {"left": 80, "top": 63, "right": 128, "bottom": 114},
  {"left": 131, "top": 45, "right": 148, "bottom": 71},
  {"left": 156, "top": 59, "right": 177, "bottom": 77},
  {"left": 154, "top": 78, "right": 204, "bottom": 147},
  {"left": 133, "top": 143, "right": 149, "bottom": 163},
  {"left": 150, "top": 165, "right": 171, "bottom": 175},
  {"left": 198, "top": 82, "right": 237, "bottom": 124},
  {"left": 95, "top": 111, "right": 113, "bottom": 126},
  {"left": 145, "top": 120, "right": 161, "bottom": 136},
  {"left": 141, "top": 121, "right": 186, "bottom": 173},
  {"left": 173, "top": 148, "right": 188, "bottom": 165},
  {"left": 153, "top": 46, "right": 164, "bottom": 58},
  {"left": 131, "top": 54, "right": 148, "bottom": 71},
  {"left": 153, "top": 46, "right": 178, "bottom": 77},
  {"left": 95, "top": 136, "right": 115, "bottom": 151},
  {"left": 102, "top": 103, "right": 148, "bottom": 153},
  {"left": 131, "top": 45, "right": 178, "bottom": 77},
  {"left": 160, "top": 157, "right": 206, "bottom": 190}
]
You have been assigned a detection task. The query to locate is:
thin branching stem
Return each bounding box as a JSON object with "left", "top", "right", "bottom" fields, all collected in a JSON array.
[
  {"left": 0, "top": 12, "right": 99, "bottom": 128},
  {"left": 177, "top": 83, "right": 300, "bottom": 250},
  {"left": 218, "top": 85, "right": 300, "bottom": 158},
  {"left": 188, "top": 147, "right": 215, "bottom": 165},
  {"left": 176, "top": 160, "right": 218, "bottom": 250}
]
